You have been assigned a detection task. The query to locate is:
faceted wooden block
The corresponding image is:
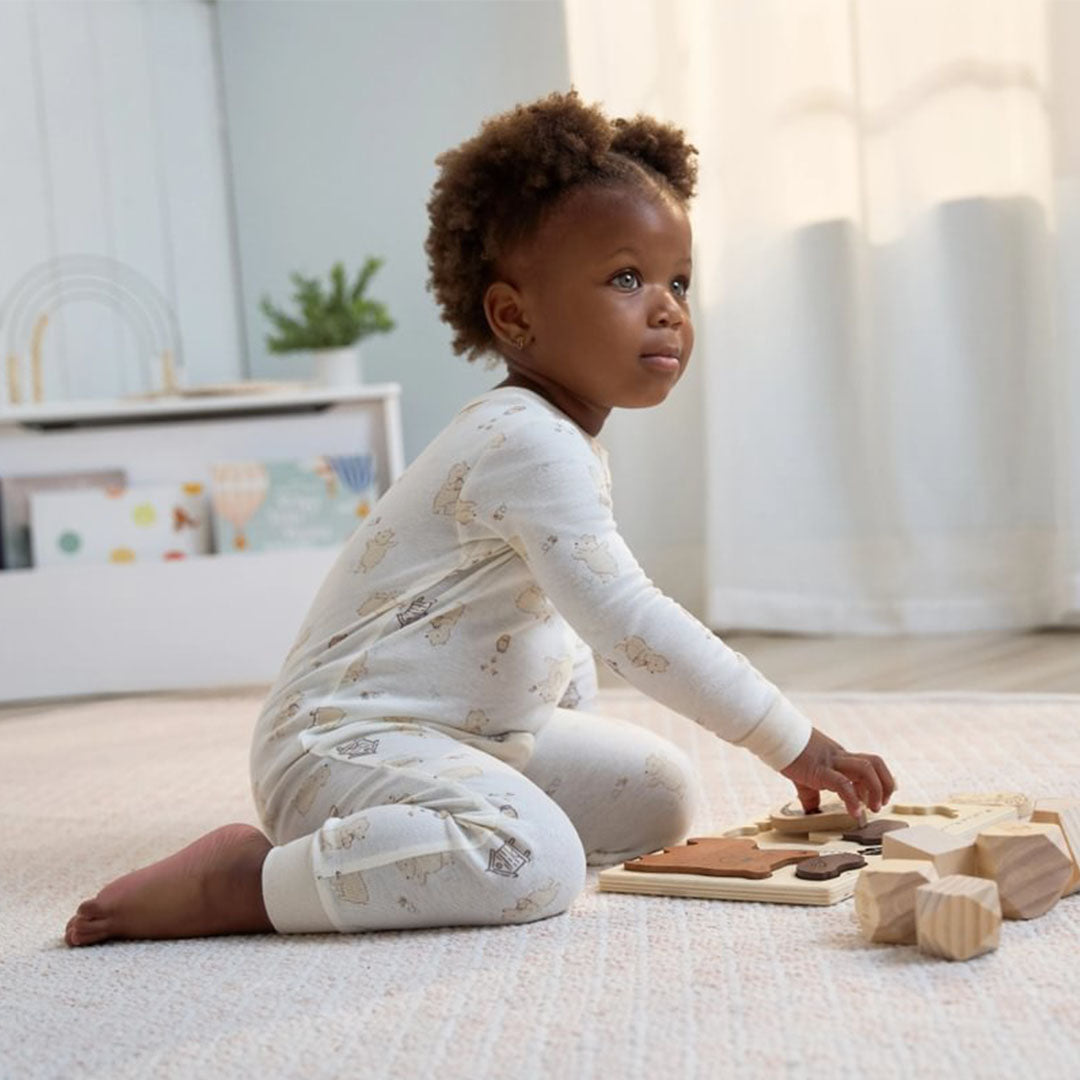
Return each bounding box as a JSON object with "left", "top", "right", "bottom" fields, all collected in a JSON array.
[
  {"left": 975, "top": 822, "right": 1072, "bottom": 919},
  {"left": 1031, "top": 799, "right": 1080, "bottom": 897},
  {"left": 882, "top": 824, "right": 977, "bottom": 877},
  {"left": 915, "top": 875, "right": 1002, "bottom": 961},
  {"left": 854, "top": 859, "right": 938, "bottom": 944}
]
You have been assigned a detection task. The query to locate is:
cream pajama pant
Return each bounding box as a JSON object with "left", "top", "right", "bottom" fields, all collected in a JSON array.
[{"left": 257, "top": 708, "right": 699, "bottom": 934}]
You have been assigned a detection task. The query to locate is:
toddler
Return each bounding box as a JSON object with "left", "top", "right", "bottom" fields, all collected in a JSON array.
[{"left": 65, "top": 91, "right": 894, "bottom": 946}]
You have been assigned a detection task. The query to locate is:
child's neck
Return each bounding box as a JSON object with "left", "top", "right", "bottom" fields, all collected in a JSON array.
[{"left": 494, "top": 371, "right": 608, "bottom": 437}]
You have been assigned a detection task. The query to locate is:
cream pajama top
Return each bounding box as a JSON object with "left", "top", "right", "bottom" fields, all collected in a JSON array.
[{"left": 252, "top": 386, "right": 813, "bottom": 795}]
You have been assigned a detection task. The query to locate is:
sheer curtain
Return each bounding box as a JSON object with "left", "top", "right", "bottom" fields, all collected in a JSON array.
[{"left": 564, "top": 0, "right": 1080, "bottom": 633}]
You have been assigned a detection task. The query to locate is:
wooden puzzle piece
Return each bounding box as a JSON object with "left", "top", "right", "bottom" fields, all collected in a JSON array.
[
  {"left": 769, "top": 797, "right": 867, "bottom": 835},
  {"left": 948, "top": 791, "right": 1033, "bottom": 819},
  {"left": 624, "top": 837, "right": 816, "bottom": 880},
  {"left": 841, "top": 820, "right": 911, "bottom": 845},
  {"left": 794, "top": 853, "right": 867, "bottom": 880},
  {"left": 889, "top": 802, "right": 960, "bottom": 819},
  {"left": 597, "top": 797, "right": 1019, "bottom": 906}
]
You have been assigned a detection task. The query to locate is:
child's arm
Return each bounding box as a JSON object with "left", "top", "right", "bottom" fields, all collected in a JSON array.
[{"left": 460, "top": 416, "right": 895, "bottom": 810}]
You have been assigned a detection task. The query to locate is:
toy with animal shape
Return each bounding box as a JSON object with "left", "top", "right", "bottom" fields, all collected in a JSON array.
[
  {"left": 794, "top": 853, "right": 867, "bottom": 880},
  {"left": 623, "top": 837, "right": 816, "bottom": 879},
  {"left": 975, "top": 821, "right": 1073, "bottom": 919},
  {"left": 768, "top": 796, "right": 866, "bottom": 835},
  {"left": 915, "top": 875, "right": 1002, "bottom": 961},
  {"left": 949, "top": 791, "right": 1034, "bottom": 819}
]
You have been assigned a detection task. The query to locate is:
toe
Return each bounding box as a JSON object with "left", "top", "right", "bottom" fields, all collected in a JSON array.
[{"left": 66, "top": 912, "right": 111, "bottom": 947}]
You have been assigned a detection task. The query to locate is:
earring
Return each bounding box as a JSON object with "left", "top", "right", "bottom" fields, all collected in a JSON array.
[{"left": 514, "top": 335, "right": 527, "bottom": 350}]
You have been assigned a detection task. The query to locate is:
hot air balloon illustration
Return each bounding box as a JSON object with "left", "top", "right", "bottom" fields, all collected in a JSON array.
[
  {"left": 324, "top": 454, "right": 376, "bottom": 517},
  {"left": 211, "top": 463, "right": 269, "bottom": 550}
]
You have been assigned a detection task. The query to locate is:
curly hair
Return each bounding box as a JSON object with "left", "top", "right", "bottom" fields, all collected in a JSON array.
[{"left": 425, "top": 90, "right": 698, "bottom": 363}]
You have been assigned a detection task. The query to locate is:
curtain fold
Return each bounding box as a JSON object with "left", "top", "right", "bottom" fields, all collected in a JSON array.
[{"left": 564, "top": 0, "right": 1079, "bottom": 633}]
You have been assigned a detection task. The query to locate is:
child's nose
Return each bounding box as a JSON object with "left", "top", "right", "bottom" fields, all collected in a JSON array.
[{"left": 649, "top": 290, "right": 684, "bottom": 327}]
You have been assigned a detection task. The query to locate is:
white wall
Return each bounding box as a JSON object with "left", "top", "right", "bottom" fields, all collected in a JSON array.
[
  {"left": 214, "top": 0, "right": 704, "bottom": 610},
  {"left": 215, "top": 0, "right": 571, "bottom": 464},
  {"left": 0, "top": 0, "right": 244, "bottom": 404}
]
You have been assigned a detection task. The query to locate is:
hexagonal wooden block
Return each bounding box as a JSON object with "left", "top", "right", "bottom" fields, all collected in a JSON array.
[
  {"left": 915, "top": 874, "right": 1001, "bottom": 961},
  {"left": 854, "top": 859, "right": 938, "bottom": 944},
  {"left": 1031, "top": 798, "right": 1080, "bottom": 897},
  {"left": 882, "top": 824, "right": 977, "bottom": 877},
  {"left": 975, "top": 822, "right": 1072, "bottom": 919}
]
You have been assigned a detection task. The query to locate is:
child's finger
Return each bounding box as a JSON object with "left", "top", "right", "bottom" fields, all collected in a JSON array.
[
  {"left": 840, "top": 756, "right": 883, "bottom": 811},
  {"left": 822, "top": 770, "right": 861, "bottom": 817},
  {"left": 868, "top": 754, "right": 896, "bottom": 801}
]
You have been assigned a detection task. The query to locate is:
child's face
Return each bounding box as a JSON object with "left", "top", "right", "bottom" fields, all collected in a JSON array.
[{"left": 497, "top": 183, "right": 694, "bottom": 433}]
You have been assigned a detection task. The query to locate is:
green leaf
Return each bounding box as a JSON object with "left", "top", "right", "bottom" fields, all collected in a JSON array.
[{"left": 262, "top": 258, "right": 395, "bottom": 351}]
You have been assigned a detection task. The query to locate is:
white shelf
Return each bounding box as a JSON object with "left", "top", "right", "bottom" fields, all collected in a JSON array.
[
  {"left": 0, "top": 547, "right": 341, "bottom": 701},
  {"left": 0, "top": 382, "right": 402, "bottom": 428},
  {"left": 0, "top": 383, "right": 404, "bottom": 703}
]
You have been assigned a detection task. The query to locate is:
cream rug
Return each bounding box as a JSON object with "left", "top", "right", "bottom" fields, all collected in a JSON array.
[{"left": 2, "top": 688, "right": 1079, "bottom": 1080}]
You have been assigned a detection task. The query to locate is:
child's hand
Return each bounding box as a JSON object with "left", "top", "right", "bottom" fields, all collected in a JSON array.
[{"left": 779, "top": 728, "right": 895, "bottom": 816}]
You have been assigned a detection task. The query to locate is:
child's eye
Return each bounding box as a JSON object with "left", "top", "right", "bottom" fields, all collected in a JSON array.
[
  {"left": 611, "top": 270, "right": 641, "bottom": 290},
  {"left": 672, "top": 276, "right": 691, "bottom": 298}
]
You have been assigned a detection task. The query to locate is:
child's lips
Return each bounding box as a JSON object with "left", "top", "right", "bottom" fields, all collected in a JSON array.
[{"left": 639, "top": 353, "right": 681, "bottom": 374}]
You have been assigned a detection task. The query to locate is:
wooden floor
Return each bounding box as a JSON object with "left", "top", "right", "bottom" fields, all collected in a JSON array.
[
  {"left": 598, "top": 630, "right": 1080, "bottom": 693},
  {"left": 1, "top": 632, "right": 1076, "bottom": 719}
]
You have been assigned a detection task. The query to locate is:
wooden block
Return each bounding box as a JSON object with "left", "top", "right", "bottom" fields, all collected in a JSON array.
[
  {"left": 1031, "top": 799, "right": 1080, "bottom": 896},
  {"left": 881, "top": 824, "right": 978, "bottom": 877},
  {"left": 890, "top": 802, "right": 960, "bottom": 819},
  {"left": 854, "top": 859, "right": 938, "bottom": 944},
  {"left": 915, "top": 875, "right": 1002, "bottom": 961},
  {"left": 769, "top": 797, "right": 867, "bottom": 835},
  {"left": 623, "top": 837, "right": 816, "bottom": 879},
  {"left": 948, "top": 790, "right": 1033, "bottom": 819},
  {"left": 975, "top": 822, "right": 1073, "bottom": 919}
]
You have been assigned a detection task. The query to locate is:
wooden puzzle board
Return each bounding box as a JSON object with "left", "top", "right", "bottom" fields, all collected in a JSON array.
[{"left": 597, "top": 800, "right": 1019, "bottom": 906}]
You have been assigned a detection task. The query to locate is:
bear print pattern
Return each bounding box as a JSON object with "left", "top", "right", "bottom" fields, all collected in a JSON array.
[
  {"left": 571, "top": 535, "right": 618, "bottom": 580},
  {"left": 615, "top": 635, "right": 670, "bottom": 674},
  {"left": 432, "top": 463, "right": 477, "bottom": 524},
  {"left": 426, "top": 604, "right": 466, "bottom": 646},
  {"left": 353, "top": 529, "right": 397, "bottom": 574}
]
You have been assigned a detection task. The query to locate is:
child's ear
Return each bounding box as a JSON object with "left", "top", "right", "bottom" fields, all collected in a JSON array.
[{"left": 483, "top": 281, "right": 531, "bottom": 350}]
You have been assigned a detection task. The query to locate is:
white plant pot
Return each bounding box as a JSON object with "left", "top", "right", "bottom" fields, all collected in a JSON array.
[{"left": 311, "top": 346, "right": 362, "bottom": 387}]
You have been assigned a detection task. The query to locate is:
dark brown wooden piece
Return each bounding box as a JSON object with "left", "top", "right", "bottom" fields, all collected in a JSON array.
[
  {"left": 794, "top": 852, "right": 868, "bottom": 880},
  {"left": 841, "top": 820, "right": 911, "bottom": 844},
  {"left": 623, "top": 837, "right": 817, "bottom": 880}
]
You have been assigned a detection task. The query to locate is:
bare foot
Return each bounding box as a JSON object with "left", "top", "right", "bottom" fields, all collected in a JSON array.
[{"left": 65, "top": 823, "right": 274, "bottom": 947}]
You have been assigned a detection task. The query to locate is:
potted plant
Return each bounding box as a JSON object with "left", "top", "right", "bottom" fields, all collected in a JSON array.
[{"left": 260, "top": 258, "right": 395, "bottom": 386}]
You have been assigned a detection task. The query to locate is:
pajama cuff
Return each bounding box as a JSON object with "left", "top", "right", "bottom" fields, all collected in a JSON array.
[
  {"left": 262, "top": 834, "right": 337, "bottom": 934},
  {"left": 734, "top": 693, "right": 813, "bottom": 772}
]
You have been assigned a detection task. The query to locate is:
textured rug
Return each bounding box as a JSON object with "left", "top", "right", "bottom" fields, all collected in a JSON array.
[{"left": 1, "top": 688, "right": 1078, "bottom": 1080}]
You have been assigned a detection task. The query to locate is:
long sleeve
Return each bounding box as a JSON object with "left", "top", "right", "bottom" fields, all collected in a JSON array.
[{"left": 458, "top": 415, "right": 813, "bottom": 771}]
